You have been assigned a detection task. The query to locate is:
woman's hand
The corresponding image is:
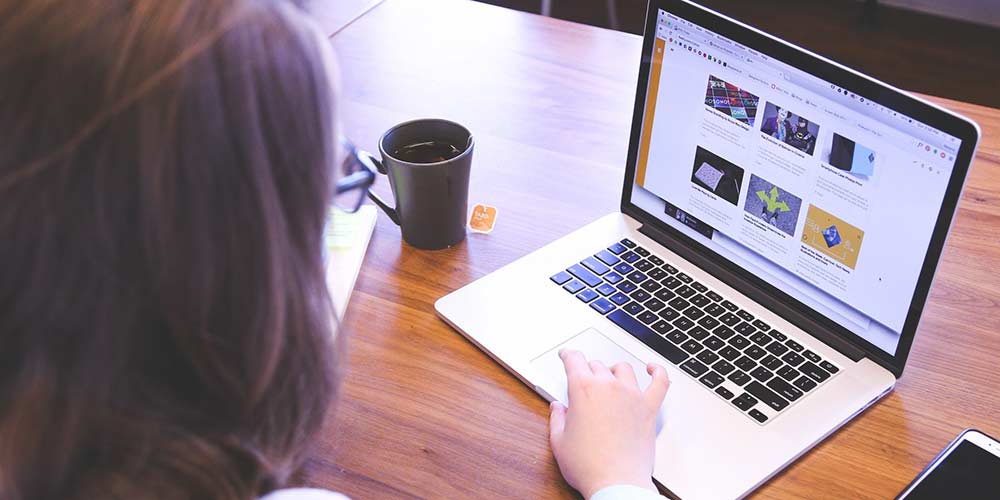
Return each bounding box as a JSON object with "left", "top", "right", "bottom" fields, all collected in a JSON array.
[{"left": 548, "top": 349, "right": 670, "bottom": 499}]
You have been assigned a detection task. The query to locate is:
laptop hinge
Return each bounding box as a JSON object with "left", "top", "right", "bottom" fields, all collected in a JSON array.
[{"left": 638, "top": 223, "right": 866, "bottom": 362}]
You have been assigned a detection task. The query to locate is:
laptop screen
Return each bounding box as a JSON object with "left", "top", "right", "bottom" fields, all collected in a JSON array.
[{"left": 628, "top": 8, "right": 965, "bottom": 356}]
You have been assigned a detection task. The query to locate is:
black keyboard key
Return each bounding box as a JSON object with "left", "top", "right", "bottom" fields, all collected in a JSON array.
[
  {"left": 567, "top": 264, "right": 602, "bottom": 287},
  {"left": 607, "top": 242, "right": 627, "bottom": 254},
  {"left": 680, "top": 359, "right": 709, "bottom": 377},
  {"left": 621, "top": 251, "right": 640, "bottom": 263},
  {"left": 576, "top": 289, "right": 598, "bottom": 303},
  {"left": 613, "top": 263, "right": 634, "bottom": 275},
  {"left": 697, "top": 316, "right": 720, "bottom": 330},
  {"left": 658, "top": 307, "right": 680, "bottom": 321},
  {"left": 765, "top": 342, "right": 789, "bottom": 356},
  {"left": 728, "top": 370, "right": 751, "bottom": 386},
  {"left": 748, "top": 409, "right": 768, "bottom": 423},
  {"left": 769, "top": 330, "right": 788, "bottom": 342},
  {"left": 676, "top": 272, "right": 693, "bottom": 283},
  {"left": 713, "top": 325, "right": 736, "bottom": 339},
  {"left": 751, "top": 319, "right": 771, "bottom": 331},
  {"left": 749, "top": 331, "right": 771, "bottom": 346},
  {"left": 634, "top": 246, "right": 650, "bottom": 257},
  {"left": 745, "top": 381, "right": 789, "bottom": 411},
  {"left": 721, "top": 300, "right": 739, "bottom": 312},
  {"left": 750, "top": 366, "right": 774, "bottom": 382},
  {"left": 734, "top": 322, "right": 757, "bottom": 336},
  {"left": 687, "top": 326, "right": 710, "bottom": 341},
  {"left": 719, "top": 312, "right": 741, "bottom": 326},
  {"left": 661, "top": 276, "right": 682, "bottom": 289},
  {"left": 616, "top": 281, "right": 638, "bottom": 293},
  {"left": 697, "top": 350, "right": 719, "bottom": 365},
  {"left": 646, "top": 268, "right": 668, "bottom": 281},
  {"left": 550, "top": 271, "right": 572, "bottom": 285},
  {"left": 682, "top": 307, "right": 705, "bottom": 320},
  {"left": 800, "top": 361, "right": 831, "bottom": 383},
  {"left": 623, "top": 301, "right": 644, "bottom": 315},
  {"left": 563, "top": 279, "right": 585, "bottom": 294},
  {"left": 699, "top": 371, "right": 725, "bottom": 388},
  {"left": 785, "top": 339, "right": 804, "bottom": 352},
  {"left": 596, "top": 283, "right": 616, "bottom": 296},
  {"left": 661, "top": 263, "right": 678, "bottom": 274},
  {"left": 777, "top": 365, "right": 799, "bottom": 381},
  {"left": 581, "top": 256, "right": 610, "bottom": 275},
  {"left": 648, "top": 255, "right": 664, "bottom": 266},
  {"left": 706, "top": 291, "right": 723, "bottom": 302},
  {"left": 715, "top": 386, "right": 735, "bottom": 400},
  {"left": 607, "top": 310, "right": 689, "bottom": 364},
  {"left": 672, "top": 317, "right": 695, "bottom": 331},
  {"left": 820, "top": 361, "right": 839, "bottom": 374},
  {"left": 626, "top": 271, "right": 648, "bottom": 284},
  {"left": 608, "top": 292, "right": 630, "bottom": 305},
  {"left": 793, "top": 376, "right": 818, "bottom": 392},
  {"left": 651, "top": 320, "right": 672, "bottom": 335},
  {"left": 691, "top": 281, "right": 708, "bottom": 293},
  {"left": 703, "top": 336, "right": 726, "bottom": 351},
  {"left": 675, "top": 285, "right": 695, "bottom": 299},
  {"left": 736, "top": 310, "right": 754, "bottom": 322},
  {"left": 668, "top": 297, "right": 690, "bottom": 311},
  {"left": 803, "top": 349, "right": 821, "bottom": 363},
  {"left": 761, "top": 355, "right": 782, "bottom": 370},
  {"left": 728, "top": 335, "right": 750, "bottom": 350},
  {"left": 629, "top": 289, "right": 651, "bottom": 303},
  {"left": 712, "top": 359, "right": 735, "bottom": 375},
  {"left": 644, "top": 298, "right": 665, "bottom": 312},
  {"left": 603, "top": 271, "right": 624, "bottom": 284},
  {"left": 689, "top": 294, "right": 711, "bottom": 308},
  {"left": 666, "top": 330, "right": 688, "bottom": 344},
  {"left": 638, "top": 311, "right": 658, "bottom": 324},
  {"left": 680, "top": 340, "right": 703, "bottom": 354},
  {"left": 781, "top": 351, "right": 805, "bottom": 367},
  {"left": 595, "top": 249, "right": 621, "bottom": 266},
  {"left": 640, "top": 280, "right": 662, "bottom": 293},
  {"left": 745, "top": 345, "right": 767, "bottom": 360},
  {"left": 654, "top": 288, "right": 676, "bottom": 302},
  {"left": 620, "top": 238, "right": 636, "bottom": 248},
  {"left": 733, "top": 393, "right": 757, "bottom": 410},
  {"left": 634, "top": 260, "right": 654, "bottom": 272},
  {"left": 705, "top": 302, "right": 726, "bottom": 318},
  {"left": 590, "top": 298, "right": 615, "bottom": 315},
  {"left": 718, "top": 346, "right": 740, "bottom": 361},
  {"left": 766, "top": 377, "right": 803, "bottom": 402},
  {"left": 735, "top": 356, "right": 756, "bottom": 371}
]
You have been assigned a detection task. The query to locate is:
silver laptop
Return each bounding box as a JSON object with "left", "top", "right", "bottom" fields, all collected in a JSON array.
[{"left": 436, "top": 1, "right": 981, "bottom": 498}]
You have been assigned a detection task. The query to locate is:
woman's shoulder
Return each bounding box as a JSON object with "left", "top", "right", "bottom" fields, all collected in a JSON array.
[{"left": 259, "top": 488, "right": 350, "bottom": 500}]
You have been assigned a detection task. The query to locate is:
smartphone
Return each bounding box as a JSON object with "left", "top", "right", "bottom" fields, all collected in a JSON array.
[{"left": 896, "top": 429, "right": 1000, "bottom": 499}]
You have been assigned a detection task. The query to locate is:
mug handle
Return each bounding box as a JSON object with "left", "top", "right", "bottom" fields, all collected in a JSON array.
[{"left": 358, "top": 151, "right": 400, "bottom": 225}]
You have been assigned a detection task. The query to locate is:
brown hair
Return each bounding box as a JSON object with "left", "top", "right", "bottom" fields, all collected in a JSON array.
[{"left": 0, "top": 1, "right": 340, "bottom": 498}]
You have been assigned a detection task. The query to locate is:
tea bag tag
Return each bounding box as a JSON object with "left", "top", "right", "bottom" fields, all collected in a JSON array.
[{"left": 469, "top": 204, "right": 498, "bottom": 234}]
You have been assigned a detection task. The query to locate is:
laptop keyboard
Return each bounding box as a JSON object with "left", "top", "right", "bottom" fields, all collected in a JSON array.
[{"left": 550, "top": 238, "right": 840, "bottom": 425}]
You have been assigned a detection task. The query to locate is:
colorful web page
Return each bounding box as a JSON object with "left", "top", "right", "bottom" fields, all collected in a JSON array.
[{"left": 631, "top": 10, "right": 960, "bottom": 354}]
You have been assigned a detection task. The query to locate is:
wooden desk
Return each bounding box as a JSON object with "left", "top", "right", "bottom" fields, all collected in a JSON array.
[{"left": 304, "top": 0, "right": 1000, "bottom": 498}]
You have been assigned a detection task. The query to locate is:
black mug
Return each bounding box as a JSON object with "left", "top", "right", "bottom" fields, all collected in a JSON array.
[{"left": 364, "top": 119, "right": 474, "bottom": 250}]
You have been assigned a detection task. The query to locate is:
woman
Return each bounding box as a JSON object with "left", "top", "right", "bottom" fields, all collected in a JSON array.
[{"left": 0, "top": 1, "right": 669, "bottom": 499}]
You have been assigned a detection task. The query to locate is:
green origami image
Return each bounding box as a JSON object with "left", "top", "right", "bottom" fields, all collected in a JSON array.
[{"left": 757, "top": 186, "right": 790, "bottom": 213}]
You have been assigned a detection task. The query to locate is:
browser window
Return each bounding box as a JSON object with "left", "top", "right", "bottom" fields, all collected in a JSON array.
[{"left": 630, "top": 9, "right": 962, "bottom": 355}]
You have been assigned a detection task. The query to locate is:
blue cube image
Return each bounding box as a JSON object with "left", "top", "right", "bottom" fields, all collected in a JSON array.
[{"left": 822, "top": 225, "right": 842, "bottom": 247}]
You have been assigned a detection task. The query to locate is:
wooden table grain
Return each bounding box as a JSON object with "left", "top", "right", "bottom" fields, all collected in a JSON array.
[{"left": 302, "top": 0, "right": 1000, "bottom": 498}]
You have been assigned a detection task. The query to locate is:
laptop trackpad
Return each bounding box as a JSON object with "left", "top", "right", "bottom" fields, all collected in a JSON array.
[{"left": 531, "top": 327, "right": 654, "bottom": 406}]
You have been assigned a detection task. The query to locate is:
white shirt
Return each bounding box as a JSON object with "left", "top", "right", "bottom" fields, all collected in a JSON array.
[{"left": 261, "top": 484, "right": 666, "bottom": 500}]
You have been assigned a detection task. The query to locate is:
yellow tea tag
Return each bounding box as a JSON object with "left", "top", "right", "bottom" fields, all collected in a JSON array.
[{"left": 469, "top": 204, "right": 498, "bottom": 234}]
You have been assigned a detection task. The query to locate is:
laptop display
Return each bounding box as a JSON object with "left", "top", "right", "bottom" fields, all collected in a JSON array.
[{"left": 627, "top": 8, "right": 967, "bottom": 358}]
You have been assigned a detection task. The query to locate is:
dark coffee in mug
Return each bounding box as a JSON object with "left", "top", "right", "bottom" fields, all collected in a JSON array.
[{"left": 391, "top": 140, "right": 463, "bottom": 164}]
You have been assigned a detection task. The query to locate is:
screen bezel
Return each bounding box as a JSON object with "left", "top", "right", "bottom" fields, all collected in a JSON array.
[
  {"left": 896, "top": 429, "right": 1000, "bottom": 499},
  {"left": 620, "top": 0, "right": 981, "bottom": 377}
]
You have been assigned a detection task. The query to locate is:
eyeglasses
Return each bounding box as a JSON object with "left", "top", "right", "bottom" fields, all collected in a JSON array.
[{"left": 334, "top": 138, "right": 378, "bottom": 213}]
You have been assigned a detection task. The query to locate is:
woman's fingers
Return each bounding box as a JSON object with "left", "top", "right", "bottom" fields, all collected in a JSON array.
[
  {"left": 643, "top": 363, "right": 670, "bottom": 410},
  {"left": 611, "top": 362, "right": 639, "bottom": 388}
]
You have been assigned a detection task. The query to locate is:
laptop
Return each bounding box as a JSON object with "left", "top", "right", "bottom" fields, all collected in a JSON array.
[{"left": 436, "top": 1, "right": 981, "bottom": 498}]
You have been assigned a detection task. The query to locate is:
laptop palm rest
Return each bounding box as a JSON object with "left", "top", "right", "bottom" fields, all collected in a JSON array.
[{"left": 530, "top": 327, "right": 665, "bottom": 433}]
